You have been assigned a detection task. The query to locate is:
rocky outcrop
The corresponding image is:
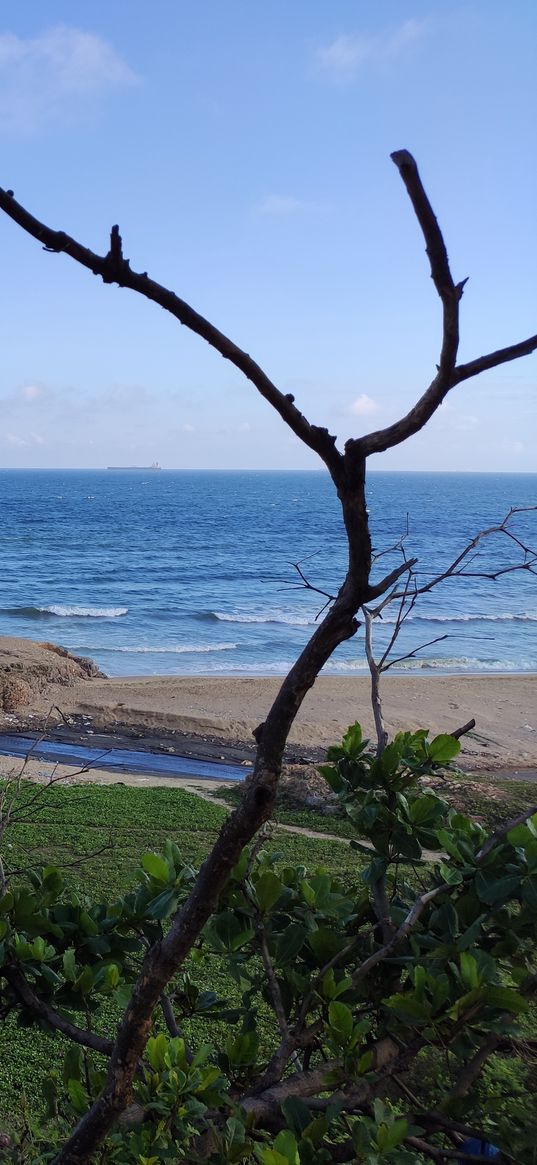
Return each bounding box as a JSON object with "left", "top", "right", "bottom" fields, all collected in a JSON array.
[{"left": 0, "top": 636, "right": 104, "bottom": 714}]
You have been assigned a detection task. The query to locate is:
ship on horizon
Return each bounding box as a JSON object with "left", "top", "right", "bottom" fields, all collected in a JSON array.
[{"left": 107, "top": 462, "right": 162, "bottom": 471}]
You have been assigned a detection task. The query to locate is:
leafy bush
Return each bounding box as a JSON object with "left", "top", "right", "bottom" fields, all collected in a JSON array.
[{"left": 1, "top": 726, "right": 535, "bottom": 1162}]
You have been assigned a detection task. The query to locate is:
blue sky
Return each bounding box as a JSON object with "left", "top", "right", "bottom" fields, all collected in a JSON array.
[{"left": 0, "top": 1, "right": 535, "bottom": 471}]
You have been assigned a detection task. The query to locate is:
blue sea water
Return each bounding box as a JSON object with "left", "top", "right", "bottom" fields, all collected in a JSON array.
[{"left": 0, "top": 470, "right": 535, "bottom": 677}]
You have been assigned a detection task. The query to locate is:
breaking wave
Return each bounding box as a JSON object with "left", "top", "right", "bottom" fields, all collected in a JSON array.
[
  {"left": 374, "top": 611, "right": 537, "bottom": 625},
  {"left": 105, "top": 643, "right": 238, "bottom": 655},
  {"left": 206, "top": 610, "right": 314, "bottom": 626},
  {"left": 205, "top": 608, "right": 537, "bottom": 628}
]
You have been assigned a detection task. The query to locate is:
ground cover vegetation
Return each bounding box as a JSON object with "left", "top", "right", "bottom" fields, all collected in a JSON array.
[
  {"left": 216, "top": 771, "right": 537, "bottom": 837},
  {"left": 0, "top": 778, "right": 359, "bottom": 1128},
  {"left": 0, "top": 151, "right": 536, "bottom": 1162}
]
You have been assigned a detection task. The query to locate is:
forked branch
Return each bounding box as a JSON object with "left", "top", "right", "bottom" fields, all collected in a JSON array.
[
  {"left": 0, "top": 189, "right": 343, "bottom": 480},
  {"left": 346, "top": 151, "right": 537, "bottom": 457}
]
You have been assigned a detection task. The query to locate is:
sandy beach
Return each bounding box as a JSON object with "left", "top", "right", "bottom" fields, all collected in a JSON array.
[
  {"left": 0, "top": 636, "right": 534, "bottom": 772},
  {"left": 15, "top": 668, "right": 537, "bottom": 772}
]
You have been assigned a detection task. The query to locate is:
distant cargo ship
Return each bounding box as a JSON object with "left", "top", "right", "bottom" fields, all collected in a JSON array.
[{"left": 107, "top": 462, "right": 162, "bottom": 471}]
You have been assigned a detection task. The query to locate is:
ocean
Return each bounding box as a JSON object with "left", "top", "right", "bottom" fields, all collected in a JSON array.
[{"left": 0, "top": 470, "right": 535, "bottom": 677}]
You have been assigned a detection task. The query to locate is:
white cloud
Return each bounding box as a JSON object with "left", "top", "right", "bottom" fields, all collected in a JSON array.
[
  {"left": 317, "top": 20, "right": 426, "bottom": 82},
  {"left": 30, "top": 431, "right": 45, "bottom": 445},
  {"left": 256, "top": 195, "right": 314, "bottom": 216},
  {"left": 0, "top": 26, "right": 138, "bottom": 132},
  {"left": 181, "top": 423, "right": 195, "bottom": 433},
  {"left": 6, "top": 432, "right": 26, "bottom": 446},
  {"left": 237, "top": 421, "right": 252, "bottom": 433},
  {"left": 349, "top": 393, "right": 380, "bottom": 417},
  {"left": 20, "top": 383, "right": 43, "bottom": 400}
]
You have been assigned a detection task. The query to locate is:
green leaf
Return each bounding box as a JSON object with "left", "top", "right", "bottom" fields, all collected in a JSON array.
[
  {"left": 281, "top": 1096, "right": 312, "bottom": 1137},
  {"left": 428, "top": 734, "right": 460, "bottom": 764},
  {"left": 147, "top": 1033, "right": 168, "bottom": 1071},
  {"left": 275, "top": 923, "right": 308, "bottom": 966},
  {"left": 457, "top": 916, "right": 486, "bottom": 952},
  {"left": 62, "top": 949, "right": 77, "bottom": 982},
  {"left": 146, "top": 888, "right": 177, "bottom": 920},
  {"left": 341, "top": 722, "right": 365, "bottom": 755},
  {"left": 74, "top": 966, "right": 94, "bottom": 996},
  {"left": 507, "top": 823, "right": 535, "bottom": 848},
  {"left": 328, "top": 1001, "right": 353, "bottom": 1046},
  {"left": 437, "top": 863, "right": 463, "bottom": 886},
  {"left": 522, "top": 875, "right": 537, "bottom": 910},
  {"left": 141, "top": 852, "right": 171, "bottom": 882},
  {"left": 79, "top": 910, "right": 99, "bottom": 937},
  {"left": 376, "top": 1118, "right": 409, "bottom": 1152},
  {"left": 255, "top": 871, "right": 284, "bottom": 913},
  {"left": 386, "top": 992, "right": 430, "bottom": 1025},
  {"left": 63, "top": 1047, "right": 82, "bottom": 1090},
  {"left": 318, "top": 764, "right": 345, "bottom": 794},
  {"left": 475, "top": 870, "right": 520, "bottom": 905},
  {"left": 67, "top": 1078, "right": 88, "bottom": 1115},
  {"left": 309, "top": 927, "right": 348, "bottom": 963},
  {"left": 460, "top": 952, "right": 479, "bottom": 990},
  {"left": 0, "top": 891, "right": 14, "bottom": 914},
  {"left": 42, "top": 866, "right": 63, "bottom": 897},
  {"left": 482, "top": 986, "right": 528, "bottom": 1015},
  {"left": 254, "top": 1150, "right": 291, "bottom": 1165},
  {"left": 357, "top": 1050, "right": 373, "bottom": 1074},
  {"left": 225, "top": 1028, "right": 259, "bottom": 1067},
  {"left": 208, "top": 910, "right": 255, "bottom": 953},
  {"left": 30, "top": 936, "right": 47, "bottom": 961},
  {"left": 272, "top": 1130, "right": 299, "bottom": 1165}
]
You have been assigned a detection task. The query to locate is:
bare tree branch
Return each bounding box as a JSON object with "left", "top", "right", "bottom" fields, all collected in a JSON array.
[
  {"left": 454, "top": 336, "right": 537, "bottom": 384},
  {"left": 3, "top": 966, "right": 113, "bottom": 1056},
  {"left": 0, "top": 188, "right": 344, "bottom": 478},
  {"left": 366, "top": 555, "right": 418, "bottom": 601},
  {"left": 342, "top": 152, "right": 537, "bottom": 457},
  {"left": 351, "top": 884, "right": 448, "bottom": 988},
  {"left": 390, "top": 150, "right": 465, "bottom": 374},
  {"left": 476, "top": 804, "right": 537, "bottom": 863},
  {"left": 259, "top": 926, "right": 289, "bottom": 1041},
  {"left": 405, "top": 1136, "right": 504, "bottom": 1162}
]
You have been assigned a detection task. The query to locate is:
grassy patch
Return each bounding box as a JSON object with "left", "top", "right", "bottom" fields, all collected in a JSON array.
[
  {"left": 215, "top": 772, "right": 537, "bottom": 837},
  {"left": 213, "top": 784, "right": 357, "bottom": 839},
  {"left": 0, "top": 779, "right": 362, "bottom": 1125}
]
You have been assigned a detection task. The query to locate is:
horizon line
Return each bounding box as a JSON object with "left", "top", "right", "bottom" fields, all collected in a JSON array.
[{"left": 0, "top": 466, "right": 535, "bottom": 476}]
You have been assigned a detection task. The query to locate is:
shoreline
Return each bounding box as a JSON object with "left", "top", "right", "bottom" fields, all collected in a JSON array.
[{"left": 6, "top": 669, "right": 535, "bottom": 773}]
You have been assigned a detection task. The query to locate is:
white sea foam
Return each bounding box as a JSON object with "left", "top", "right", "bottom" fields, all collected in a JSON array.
[
  {"left": 211, "top": 610, "right": 314, "bottom": 626},
  {"left": 395, "top": 655, "right": 525, "bottom": 671},
  {"left": 212, "top": 608, "right": 537, "bottom": 628},
  {"left": 40, "top": 605, "right": 128, "bottom": 618},
  {"left": 110, "top": 643, "right": 238, "bottom": 654},
  {"left": 376, "top": 611, "right": 537, "bottom": 625},
  {"left": 416, "top": 612, "right": 537, "bottom": 624}
]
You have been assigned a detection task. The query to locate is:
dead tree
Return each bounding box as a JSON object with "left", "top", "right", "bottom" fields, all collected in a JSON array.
[
  {"left": 360, "top": 505, "right": 537, "bottom": 751},
  {"left": 0, "top": 150, "right": 536, "bottom": 1164}
]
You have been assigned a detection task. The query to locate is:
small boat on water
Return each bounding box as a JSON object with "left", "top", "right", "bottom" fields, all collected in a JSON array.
[{"left": 107, "top": 462, "right": 162, "bottom": 471}]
